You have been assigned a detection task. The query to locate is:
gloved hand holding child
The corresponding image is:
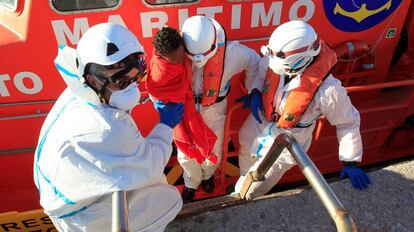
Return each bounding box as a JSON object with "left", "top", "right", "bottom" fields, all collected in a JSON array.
[{"left": 153, "top": 100, "right": 184, "bottom": 128}]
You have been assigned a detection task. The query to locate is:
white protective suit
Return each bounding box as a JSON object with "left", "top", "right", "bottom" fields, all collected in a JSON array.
[
  {"left": 236, "top": 56, "right": 363, "bottom": 199},
  {"left": 34, "top": 46, "right": 182, "bottom": 231},
  {"left": 178, "top": 20, "right": 261, "bottom": 189}
]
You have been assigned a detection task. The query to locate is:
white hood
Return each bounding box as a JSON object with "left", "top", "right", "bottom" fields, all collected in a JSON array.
[{"left": 54, "top": 45, "right": 101, "bottom": 106}]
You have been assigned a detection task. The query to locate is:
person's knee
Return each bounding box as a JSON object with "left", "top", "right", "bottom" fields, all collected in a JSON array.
[
  {"left": 244, "top": 181, "right": 269, "bottom": 200},
  {"left": 167, "top": 188, "right": 183, "bottom": 213}
]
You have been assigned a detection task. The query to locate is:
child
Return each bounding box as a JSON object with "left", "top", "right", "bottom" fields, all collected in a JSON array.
[{"left": 147, "top": 27, "right": 218, "bottom": 202}]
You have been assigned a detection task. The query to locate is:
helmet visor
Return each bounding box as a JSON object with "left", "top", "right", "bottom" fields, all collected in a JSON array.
[{"left": 270, "top": 38, "right": 319, "bottom": 59}]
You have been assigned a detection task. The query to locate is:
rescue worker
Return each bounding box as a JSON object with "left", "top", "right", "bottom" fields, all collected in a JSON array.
[
  {"left": 148, "top": 27, "right": 218, "bottom": 166},
  {"left": 33, "top": 23, "right": 183, "bottom": 231},
  {"left": 165, "top": 15, "right": 261, "bottom": 202},
  {"left": 235, "top": 21, "right": 372, "bottom": 200}
]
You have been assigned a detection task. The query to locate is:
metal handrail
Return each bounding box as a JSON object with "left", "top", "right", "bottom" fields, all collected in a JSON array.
[
  {"left": 0, "top": 113, "right": 49, "bottom": 120},
  {"left": 239, "top": 133, "right": 357, "bottom": 232},
  {"left": 0, "top": 99, "right": 56, "bottom": 107},
  {"left": 112, "top": 191, "right": 130, "bottom": 232}
]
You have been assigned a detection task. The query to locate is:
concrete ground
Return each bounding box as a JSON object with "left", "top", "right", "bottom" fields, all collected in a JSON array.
[{"left": 166, "top": 158, "right": 414, "bottom": 232}]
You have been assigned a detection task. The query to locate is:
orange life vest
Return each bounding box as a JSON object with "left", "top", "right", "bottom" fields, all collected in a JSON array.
[
  {"left": 262, "top": 41, "right": 337, "bottom": 128},
  {"left": 185, "top": 44, "right": 226, "bottom": 106}
]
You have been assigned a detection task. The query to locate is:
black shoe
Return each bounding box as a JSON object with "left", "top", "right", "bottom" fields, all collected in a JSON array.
[
  {"left": 226, "top": 184, "right": 235, "bottom": 194},
  {"left": 182, "top": 186, "right": 196, "bottom": 203},
  {"left": 201, "top": 176, "right": 215, "bottom": 193}
]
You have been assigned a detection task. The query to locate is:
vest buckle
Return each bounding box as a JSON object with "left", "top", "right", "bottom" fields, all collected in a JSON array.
[{"left": 270, "top": 113, "right": 280, "bottom": 122}]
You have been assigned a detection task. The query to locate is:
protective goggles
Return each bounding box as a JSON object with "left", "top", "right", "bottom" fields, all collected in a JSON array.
[
  {"left": 263, "top": 38, "right": 320, "bottom": 59},
  {"left": 91, "top": 52, "right": 147, "bottom": 90}
]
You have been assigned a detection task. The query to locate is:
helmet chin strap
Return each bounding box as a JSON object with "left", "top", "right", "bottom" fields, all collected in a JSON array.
[
  {"left": 285, "top": 73, "right": 297, "bottom": 79},
  {"left": 284, "top": 56, "right": 314, "bottom": 76}
]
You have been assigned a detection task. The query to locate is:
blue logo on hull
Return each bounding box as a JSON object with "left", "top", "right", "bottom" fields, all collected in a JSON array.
[{"left": 323, "top": 0, "right": 402, "bottom": 32}]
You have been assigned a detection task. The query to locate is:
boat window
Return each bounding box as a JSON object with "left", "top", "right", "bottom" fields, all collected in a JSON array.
[
  {"left": 145, "top": 0, "right": 197, "bottom": 5},
  {"left": 51, "top": 0, "right": 119, "bottom": 12},
  {"left": 0, "top": 0, "right": 17, "bottom": 11}
]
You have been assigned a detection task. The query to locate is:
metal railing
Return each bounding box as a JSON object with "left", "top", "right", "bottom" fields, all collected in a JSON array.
[
  {"left": 112, "top": 191, "right": 130, "bottom": 232},
  {"left": 239, "top": 133, "right": 357, "bottom": 232}
]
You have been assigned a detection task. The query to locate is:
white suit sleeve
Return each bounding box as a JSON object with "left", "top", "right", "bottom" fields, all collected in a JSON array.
[
  {"left": 72, "top": 114, "right": 173, "bottom": 191},
  {"left": 226, "top": 41, "right": 260, "bottom": 92},
  {"left": 255, "top": 57, "right": 270, "bottom": 92},
  {"left": 319, "top": 76, "right": 363, "bottom": 162},
  {"left": 36, "top": 101, "right": 176, "bottom": 218}
]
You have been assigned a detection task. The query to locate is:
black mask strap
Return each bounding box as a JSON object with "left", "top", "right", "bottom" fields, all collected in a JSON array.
[{"left": 88, "top": 72, "right": 111, "bottom": 103}]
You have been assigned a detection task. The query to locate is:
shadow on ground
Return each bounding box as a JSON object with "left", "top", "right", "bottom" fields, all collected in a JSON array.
[{"left": 166, "top": 160, "right": 414, "bottom": 232}]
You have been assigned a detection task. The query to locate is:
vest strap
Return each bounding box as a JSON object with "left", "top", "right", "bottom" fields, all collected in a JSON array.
[{"left": 194, "top": 86, "right": 231, "bottom": 104}]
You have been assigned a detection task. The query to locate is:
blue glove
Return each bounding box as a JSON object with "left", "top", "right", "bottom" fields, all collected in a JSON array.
[
  {"left": 235, "top": 89, "right": 264, "bottom": 124},
  {"left": 153, "top": 100, "right": 184, "bottom": 129},
  {"left": 340, "top": 164, "right": 372, "bottom": 190}
]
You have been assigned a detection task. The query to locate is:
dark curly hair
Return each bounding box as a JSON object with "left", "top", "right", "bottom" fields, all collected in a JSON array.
[{"left": 152, "top": 26, "right": 183, "bottom": 56}]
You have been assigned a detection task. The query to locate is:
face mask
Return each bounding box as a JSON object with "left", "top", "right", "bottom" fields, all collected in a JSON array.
[
  {"left": 194, "top": 59, "right": 208, "bottom": 68},
  {"left": 187, "top": 46, "right": 216, "bottom": 68},
  {"left": 108, "top": 82, "right": 141, "bottom": 111},
  {"left": 268, "top": 57, "right": 286, "bottom": 75}
]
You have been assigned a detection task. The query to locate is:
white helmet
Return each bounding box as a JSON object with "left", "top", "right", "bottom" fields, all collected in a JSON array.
[
  {"left": 76, "top": 23, "right": 144, "bottom": 77},
  {"left": 181, "top": 15, "right": 218, "bottom": 68},
  {"left": 261, "top": 20, "right": 321, "bottom": 76}
]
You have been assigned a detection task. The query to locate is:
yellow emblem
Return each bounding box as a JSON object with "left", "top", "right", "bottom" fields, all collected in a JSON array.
[
  {"left": 283, "top": 113, "right": 295, "bottom": 122},
  {"left": 334, "top": 0, "right": 392, "bottom": 23}
]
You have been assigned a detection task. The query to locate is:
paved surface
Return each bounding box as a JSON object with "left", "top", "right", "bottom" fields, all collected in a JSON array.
[{"left": 166, "top": 159, "right": 414, "bottom": 232}]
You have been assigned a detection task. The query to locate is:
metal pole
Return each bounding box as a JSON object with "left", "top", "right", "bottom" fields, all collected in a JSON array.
[
  {"left": 277, "top": 134, "right": 357, "bottom": 232},
  {"left": 239, "top": 138, "right": 285, "bottom": 199},
  {"left": 240, "top": 133, "right": 357, "bottom": 232},
  {"left": 112, "top": 190, "right": 130, "bottom": 232}
]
